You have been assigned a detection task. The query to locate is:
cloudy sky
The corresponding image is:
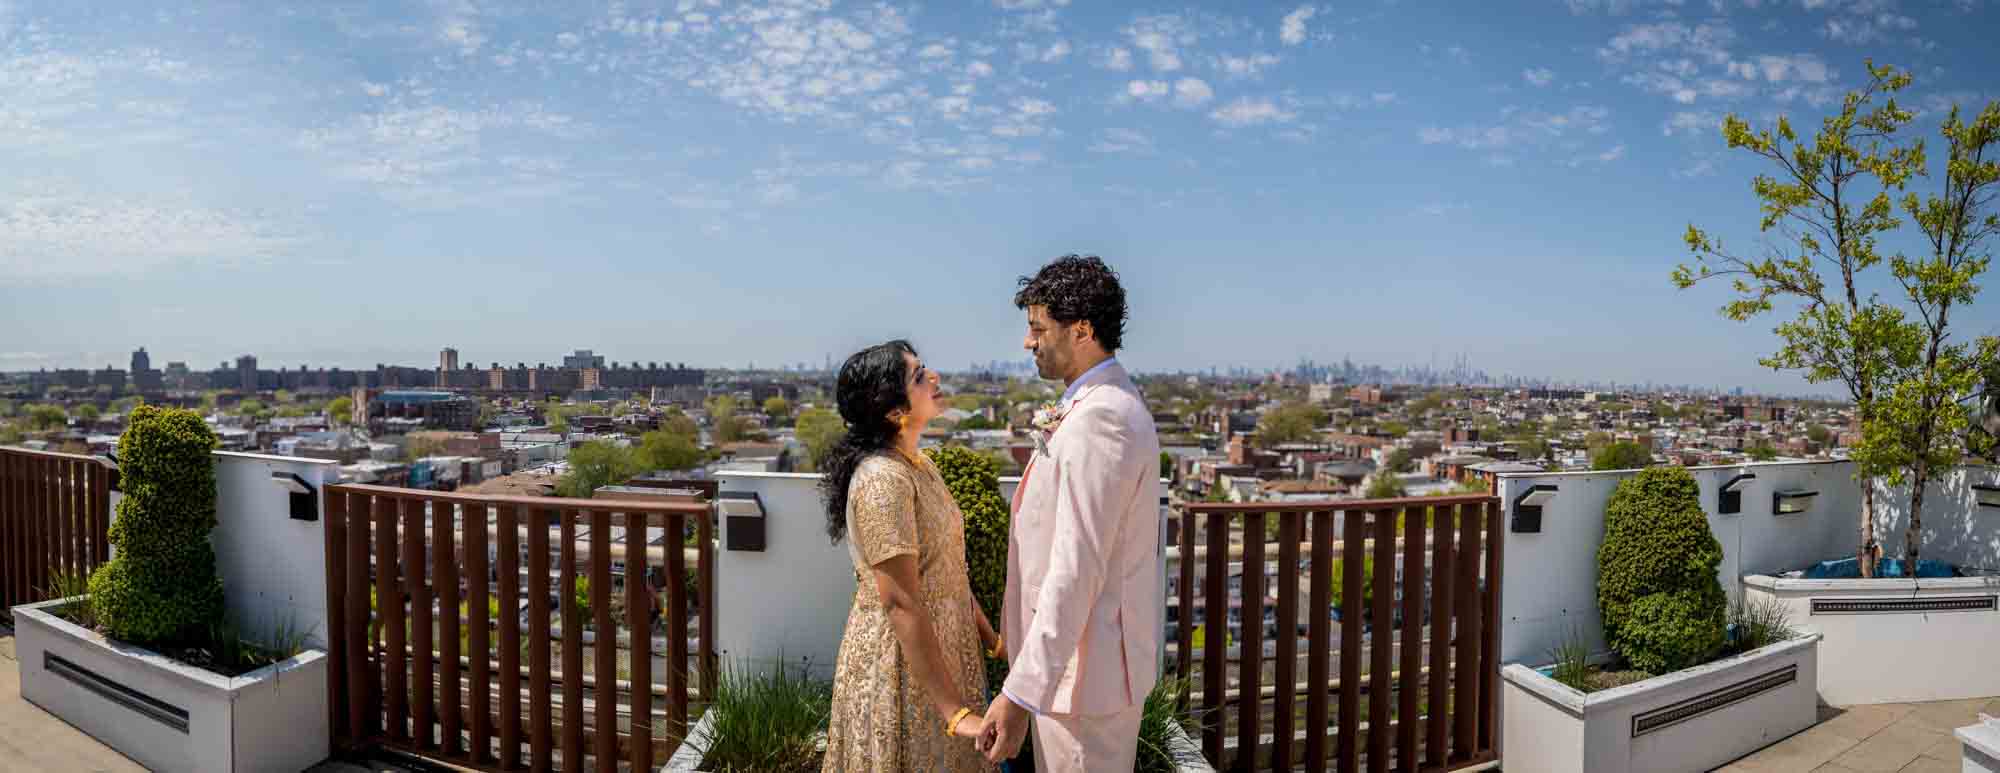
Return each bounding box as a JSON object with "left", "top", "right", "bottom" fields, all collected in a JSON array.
[{"left": 2, "top": 0, "right": 1996, "bottom": 392}]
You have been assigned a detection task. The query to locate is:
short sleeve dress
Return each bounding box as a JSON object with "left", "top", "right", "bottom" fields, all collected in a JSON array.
[{"left": 821, "top": 453, "right": 993, "bottom": 773}]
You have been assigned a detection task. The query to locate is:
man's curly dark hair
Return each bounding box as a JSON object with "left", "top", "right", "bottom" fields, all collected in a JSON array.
[{"left": 1013, "top": 255, "right": 1128, "bottom": 353}]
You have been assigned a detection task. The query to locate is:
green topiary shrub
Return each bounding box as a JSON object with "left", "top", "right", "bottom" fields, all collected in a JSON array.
[
  {"left": 925, "top": 445, "right": 1010, "bottom": 689},
  {"left": 88, "top": 405, "right": 225, "bottom": 645},
  {"left": 1328, "top": 555, "right": 1374, "bottom": 617},
  {"left": 1595, "top": 466, "right": 1727, "bottom": 674}
]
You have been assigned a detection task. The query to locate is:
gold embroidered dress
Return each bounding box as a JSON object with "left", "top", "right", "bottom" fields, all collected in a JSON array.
[{"left": 823, "top": 453, "right": 991, "bottom": 773}]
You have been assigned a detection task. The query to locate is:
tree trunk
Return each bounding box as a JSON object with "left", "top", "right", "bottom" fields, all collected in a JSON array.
[
  {"left": 1859, "top": 482, "right": 1879, "bottom": 577},
  {"left": 1905, "top": 457, "right": 1929, "bottom": 570}
]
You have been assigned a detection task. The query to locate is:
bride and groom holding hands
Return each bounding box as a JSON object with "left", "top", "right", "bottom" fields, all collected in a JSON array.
[{"left": 816, "top": 255, "right": 1163, "bottom": 772}]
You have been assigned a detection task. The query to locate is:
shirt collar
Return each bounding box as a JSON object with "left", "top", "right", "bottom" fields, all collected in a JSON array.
[{"left": 1060, "top": 357, "right": 1118, "bottom": 407}]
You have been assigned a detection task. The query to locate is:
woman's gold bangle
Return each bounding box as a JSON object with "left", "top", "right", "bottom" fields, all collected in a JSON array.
[{"left": 945, "top": 706, "right": 974, "bottom": 738}]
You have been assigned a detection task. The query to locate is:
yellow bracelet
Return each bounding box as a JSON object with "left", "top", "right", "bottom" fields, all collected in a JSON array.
[
  {"left": 945, "top": 706, "right": 974, "bottom": 737},
  {"left": 987, "top": 638, "right": 1004, "bottom": 659}
]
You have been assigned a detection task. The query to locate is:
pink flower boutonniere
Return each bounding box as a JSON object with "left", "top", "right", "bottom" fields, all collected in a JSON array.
[{"left": 1029, "top": 401, "right": 1067, "bottom": 456}]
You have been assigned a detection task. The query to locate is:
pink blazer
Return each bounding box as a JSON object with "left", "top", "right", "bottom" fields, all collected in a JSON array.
[{"left": 1002, "top": 361, "right": 1162, "bottom": 716}]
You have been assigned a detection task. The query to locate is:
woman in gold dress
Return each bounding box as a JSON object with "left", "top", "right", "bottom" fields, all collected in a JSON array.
[{"left": 819, "top": 340, "right": 1000, "bottom": 772}]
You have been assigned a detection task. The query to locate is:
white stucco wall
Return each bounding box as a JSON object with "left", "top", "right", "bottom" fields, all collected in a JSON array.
[
  {"left": 210, "top": 452, "right": 339, "bottom": 649},
  {"left": 710, "top": 471, "right": 856, "bottom": 679}
]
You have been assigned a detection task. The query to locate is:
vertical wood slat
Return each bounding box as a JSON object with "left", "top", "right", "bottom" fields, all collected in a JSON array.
[
  {"left": 1177, "top": 509, "right": 1196, "bottom": 685},
  {"left": 528, "top": 510, "right": 554, "bottom": 771},
  {"left": 628, "top": 513, "right": 654, "bottom": 772},
  {"left": 1271, "top": 513, "right": 1302, "bottom": 773},
  {"left": 696, "top": 504, "right": 717, "bottom": 705},
  {"left": 1304, "top": 511, "right": 1334, "bottom": 773},
  {"left": 466, "top": 503, "right": 492, "bottom": 765},
  {"left": 1367, "top": 509, "right": 1397, "bottom": 773},
  {"left": 1453, "top": 501, "right": 1484, "bottom": 760},
  {"left": 325, "top": 488, "right": 350, "bottom": 744},
  {"left": 438, "top": 502, "right": 463, "bottom": 758},
  {"left": 346, "top": 491, "right": 375, "bottom": 739},
  {"left": 1424, "top": 504, "right": 1458, "bottom": 767},
  {"left": 30, "top": 455, "right": 46, "bottom": 597},
  {"left": 1478, "top": 500, "right": 1503, "bottom": 756},
  {"left": 69, "top": 458, "right": 84, "bottom": 582},
  {"left": 407, "top": 498, "right": 436, "bottom": 750},
  {"left": 1201, "top": 510, "right": 1228, "bottom": 765},
  {"left": 590, "top": 510, "right": 615, "bottom": 773},
  {"left": 51, "top": 458, "right": 67, "bottom": 584},
  {"left": 3, "top": 453, "right": 16, "bottom": 609},
  {"left": 381, "top": 495, "right": 409, "bottom": 742},
  {"left": 1337, "top": 510, "right": 1364, "bottom": 773},
  {"left": 1396, "top": 504, "right": 1428, "bottom": 773},
  {"left": 92, "top": 459, "right": 109, "bottom": 562},
  {"left": 666, "top": 512, "right": 690, "bottom": 741},
  {"left": 560, "top": 512, "right": 584, "bottom": 770},
  {"left": 1238, "top": 513, "right": 1266, "bottom": 772},
  {"left": 496, "top": 505, "right": 523, "bottom": 771}
]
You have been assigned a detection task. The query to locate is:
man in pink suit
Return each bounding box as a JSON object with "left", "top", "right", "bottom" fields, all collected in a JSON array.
[{"left": 980, "top": 255, "right": 1162, "bottom": 771}]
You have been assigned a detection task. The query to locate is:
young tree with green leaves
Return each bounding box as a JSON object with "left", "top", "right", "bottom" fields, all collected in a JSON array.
[
  {"left": 638, "top": 429, "right": 705, "bottom": 472},
  {"left": 1746, "top": 443, "right": 1780, "bottom": 462},
  {"left": 793, "top": 408, "right": 845, "bottom": 472},
  {"left": 1592, "top": 441, "right": 1653, "bottom": 471},
  {"left": 1872, "top": 97, "right": 2000, "bottom": 568},
  {"left": 1364, "top": 471, "right": 1406, "bottom": 500},
  {"left": 76, "top": 403, "right": 101, "bottom": 423},
  {"left": 1675, "top": 61, "right": 1923, "bottom": 577},
  {"left": 763, "top": 397, "right": 792, "bottom": 423},
  {"left": 557, "top": 441, "right": 642, "bottom": 498},
  {"left": 326, "top": 396, "right": 354, "bottom": 426},
  {"left": 1256, "top": 401, "right": 1326, "bottom": 447},
  {"left": 27, "top": 404, "right": 67, "bottom": 431}
]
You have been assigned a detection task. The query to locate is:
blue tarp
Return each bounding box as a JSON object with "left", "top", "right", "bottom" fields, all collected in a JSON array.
[{"left": 1802, "top": 557, "right": 1958, "bottom": 579}]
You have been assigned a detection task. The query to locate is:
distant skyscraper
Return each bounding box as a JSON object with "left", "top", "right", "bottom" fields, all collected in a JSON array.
[
  {"left": 130, "top": 347, "right": 150, "bottom": 374},
  {"left": 236, "top": 355, "right": 258, "bottom": 392},
  {"left": 440, "top": 347, "right": 459, "bottom": 372},
  {"left": 563, "top": 349, "right": 605, "bottom": 370}
]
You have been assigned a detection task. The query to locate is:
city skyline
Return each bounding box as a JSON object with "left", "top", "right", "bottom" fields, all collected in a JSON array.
[{"left": 3, "top": 1, "right": 1997, "bottom": 394}]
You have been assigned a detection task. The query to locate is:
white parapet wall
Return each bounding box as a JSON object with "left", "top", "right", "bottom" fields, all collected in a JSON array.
[
  {"left": 1495, "top": 461, "right": 1861, "bottom": 666},
  {"left": 210, "top": 452, "right": 340, "bottom": 649},
  {"left": 710, "top": 471, "right": 857, "bottom": 678},
  {"left": 1743, "top": 573, "right": 2000, "bottom": 705}
]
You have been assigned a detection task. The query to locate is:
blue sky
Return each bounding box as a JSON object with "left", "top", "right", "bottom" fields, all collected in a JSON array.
[{"left": 2, "top": 0, "right": 1996, "bottom": 394}]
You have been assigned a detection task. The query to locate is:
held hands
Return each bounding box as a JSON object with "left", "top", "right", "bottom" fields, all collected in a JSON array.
[{"left": 978, "top": 696, "right": 1030, "bottom": 763}]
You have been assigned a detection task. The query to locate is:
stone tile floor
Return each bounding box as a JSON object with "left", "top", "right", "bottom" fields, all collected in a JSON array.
[{"left": 1715, "top": 697, "right": 2000, "bottom": 773}]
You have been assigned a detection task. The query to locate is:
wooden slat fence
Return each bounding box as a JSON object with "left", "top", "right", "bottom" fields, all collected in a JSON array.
[
  {"left": 324, "top": 483, "right": 714, "bottom": 772},
  {"left": 1170, "top": 495, "right": 1503, "bottom": 773},
  {"left": 0, "top": 447, "right": 113, "bottom": 613}
]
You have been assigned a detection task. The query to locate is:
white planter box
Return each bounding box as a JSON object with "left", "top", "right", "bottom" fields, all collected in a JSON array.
[
  {"left": 1961, "top": 716, "right": 2000, "bottom": 773},
  {"left": 659, "top": 710, "right": 1215, "bottom": 772},
  {"left": 1501, "top": 634, "right": 1821, "bottom": 773},
  {"left": 1743, "top": 573, "right": 2000, "bottom": 705},
  {"left": 11, "top": 597, "right": 330, "bottom": 773}
]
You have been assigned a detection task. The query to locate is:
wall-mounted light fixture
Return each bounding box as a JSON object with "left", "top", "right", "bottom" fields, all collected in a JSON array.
[
  {"left": 1720, "top": 473, "right": 1757, "bottom": 515},
  {"left": 1974, "top": 484, "right": 2000, "bottom": 509},
  {"left": 269, "top": 471, "right": 317, "bottom": 521},
  {"left": 719, "top": 491, "right": 766, "bottom": 552},
  {"left": 1772, "top": 488, "right": 1818, "bottom": 516},
  {"left": 1512, "top": 484, "right": 1559, "bottom": 533}
]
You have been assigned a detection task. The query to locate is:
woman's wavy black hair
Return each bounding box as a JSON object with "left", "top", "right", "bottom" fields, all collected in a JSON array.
[
  {"left": 1013, "top": 254, "right": 1128, "bottom": 353},
  {"left": 819, "top": 339, "right": 916, "bottom": 544}
]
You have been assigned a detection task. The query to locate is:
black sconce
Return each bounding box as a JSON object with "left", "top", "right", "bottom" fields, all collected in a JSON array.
[
  {"left": 1720, "top": 473, "right": 1756, "bottom": 515},
  {"left": 1772, "top": 488, "right": 1818, "bottom": 516},
  {"left": 1974, "top": 484, "right": 2000, "bottom": 509},
  {"left": 269, "top": 471, "right": 318, "bottom": 521},
  {"left": 719, "top": 491, "right": 766, "bottom": 552},
  {"left": 1512, "top": 484, "right": 1559, "bottom": 533}
]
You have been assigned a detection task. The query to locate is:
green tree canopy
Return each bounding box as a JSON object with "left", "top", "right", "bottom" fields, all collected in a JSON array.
[
  {"left": 1591, "top": 441, "right": 1653, "bottom": 471},
  {"left": 638, "top": 429, "right": 705, "bottom": 472},
  {"left": 1255, "top": 402, "right": 1326, "bottom": 447},
  {"left": 660, "top": 408, "right": 700, "bottom": 439},
  {"left": 76, "top": 403, "right": 101, "bottom": 422},
  {"left": 27, "top": 404, "right": 67, "bottom": 431},
  {"left": 326, "top": 396, "right": 354, "bottom": 425},
  {"left": 794, "top": 408, "right": 845, "bottom": 472},
  {"left": 763, "top": 397, "right": 792, "bottom": 422},
  {"left": 1384, "top": 447, "right": 1415, "bottom": 474},
  {"left": 557, "top": 441, "right": 643, "bottom": 498},
  {"left": 1746, "top": 443, "right": 1780, "bottom": 461},
  {"left": 1364, "top": 472, "right": 1406, "bottom": 500}
]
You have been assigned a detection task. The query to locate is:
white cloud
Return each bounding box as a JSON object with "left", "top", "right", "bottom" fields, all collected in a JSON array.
[
  {"left": 996, "top": 0, "right": 1072, "bottom": 8},
  {"left": 1123, "top": 15, "right": 1193, "bottom": 72},
  {"left": 967, "top": 60, "right": 994, "bottom": 78},
  {"left": 1031, "top": 40, "right": 1071, "bottom": 63},
  {"left": 1172, "top": 77, "right": 1213, "bottom": 108},
  {"left": 0, "top": 188, "right": 300, "bottom": 281},
  {"left": 1728, "top": 54, "right": 1832, "bottom": 83},
  {"left": 1219, "top": 53, "right": 1281, "bottom": 78},
  {"left": 1418, "top": 105, "right": 1613, "bottom": 151},
  {"left": 1125, "top": 80, "right": 1169, "bottom": 102},
  {"left": 1103, "top": 47, "right": 1133, "bottom": 71},
  {"left": 1089, "top": 127, "right": 1153, "bottom": 153},
  {"left": 918, "top": 43, "right": 953, "bottom": 59},
  {"left": 1673, "top": 155, "right": 1719, "bottom": 178},
  {"left": 1280, "top": 5, "right": 1317, "bottom": 46},
  {"left": 1567, "top": 144, "right": 1626, "bottom": 166},
  {"left": 1210, "top": 97, "right": 1295, "bottom": 127},
  {"left": 1599, "top": 22, "right": 1735, "bottom": 66},
  {"left": 1662, "top": 110, "right": 1720, "bottom": 136},
  {"left": 1373, "top": 92, "right": 1397, "bottom": 104},
  {"left": 1524, "top": 67, "right": 1556, "bottom": 87}
]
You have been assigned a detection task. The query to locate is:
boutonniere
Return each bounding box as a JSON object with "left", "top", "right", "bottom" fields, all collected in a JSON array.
[{"left": 1030, "top": 401, "right": 1067, "bottom": 456}]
